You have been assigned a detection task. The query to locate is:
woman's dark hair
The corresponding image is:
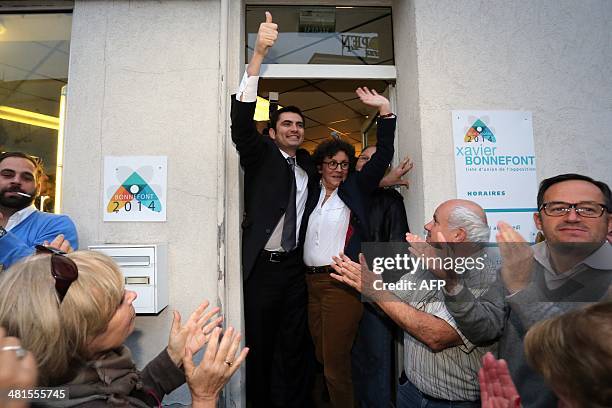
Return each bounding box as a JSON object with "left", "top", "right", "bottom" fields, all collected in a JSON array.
[
  {"left": 312, "top": 139, "right": 356, "bottom": 171},
  {"left": 537, "top": 173, "right": 611, "bottom": 211}
]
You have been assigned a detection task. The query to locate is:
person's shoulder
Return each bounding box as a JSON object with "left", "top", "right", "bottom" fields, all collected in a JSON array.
[
  {"left": 30, "top": 211, "right": 76, "bottom": 227},
  {"left": 372, "top": 187, "right": 403, "bottom": 202}
]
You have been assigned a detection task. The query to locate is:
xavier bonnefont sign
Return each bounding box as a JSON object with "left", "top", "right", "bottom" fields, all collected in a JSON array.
[{"left": 452, "top": 111, "right": 538, "bottom": 242}]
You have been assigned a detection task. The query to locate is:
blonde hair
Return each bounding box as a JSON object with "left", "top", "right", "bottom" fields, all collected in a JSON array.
[
  {"left": 0, "top": 251, "right": 124, "bottom": 386},
  {"left": 524, "top": 301, "right": 612, "bottom": 408}
]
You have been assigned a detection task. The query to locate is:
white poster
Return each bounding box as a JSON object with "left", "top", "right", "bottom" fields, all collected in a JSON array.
[
  {"left": 103, "top": 156, "right": 167, "bottom": 222},
  {"left": 452, "top": 111, "right": 538, "bottom": 242}
]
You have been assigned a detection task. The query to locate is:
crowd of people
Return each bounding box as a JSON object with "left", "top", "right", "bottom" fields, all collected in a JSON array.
[{"left": 1, "top": 11, "right": 611, "bottom": 408}]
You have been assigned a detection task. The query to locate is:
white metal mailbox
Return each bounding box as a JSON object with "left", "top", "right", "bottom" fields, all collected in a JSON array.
[{"left": 88, "top": 243, "right": 168, "bottom": 314}]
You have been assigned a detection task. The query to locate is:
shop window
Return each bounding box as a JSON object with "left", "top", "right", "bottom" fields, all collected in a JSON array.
[
  {"left": 0, "top": 12, "right": 72, "bottom": 212},
  {"left": 246, "top": 5, "right": 394, "bottom": 66}
]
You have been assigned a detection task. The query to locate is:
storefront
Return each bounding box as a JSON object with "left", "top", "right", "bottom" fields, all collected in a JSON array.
[{"left": 1, "top": 0, "right": 610, "bottom": 406}]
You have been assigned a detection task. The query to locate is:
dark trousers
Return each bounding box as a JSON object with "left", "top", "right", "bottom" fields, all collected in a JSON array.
[
  {"left": 352, "top": 304, "right": 397, "bottom": 407},
  {"left": 244, "top": 250, "right": 314, "bottom": 408}
]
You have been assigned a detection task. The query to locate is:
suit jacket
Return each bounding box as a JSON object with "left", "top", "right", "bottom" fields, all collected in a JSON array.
[
  {"left": 231, "top": 97, "right": 316, "bottom": 280},
  {"left": 303, "top": 117, "right": 396, "bottom": 262}
]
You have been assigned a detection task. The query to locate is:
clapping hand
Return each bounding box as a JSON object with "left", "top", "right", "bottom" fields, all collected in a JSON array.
[
  {"left": 406, "top": 232, "right": 461, "bottom": 290},
  {"left": 184, "top": 327, "right": 249, "bottom": 408},
  {"left": 167, "top": 300, "right": 223, "bottom": 367},
  {"left": 479, "top": 352, "right": 522, "bottom": 408},
  {"left": 331, "top": 253, "right": 380, "bottom": 299},
  {"left": 497, "top": 221, "right": 534, "bottom": 294}
]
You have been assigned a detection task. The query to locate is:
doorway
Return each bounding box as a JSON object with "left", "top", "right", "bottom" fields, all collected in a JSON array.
[{"left": 258, "top": 78, "right": 395, "bottom": 154}]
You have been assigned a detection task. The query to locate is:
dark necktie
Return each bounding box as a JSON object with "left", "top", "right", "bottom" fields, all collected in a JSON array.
[{"left": 281, "top": 157, "right": 297, "bottom": 251}]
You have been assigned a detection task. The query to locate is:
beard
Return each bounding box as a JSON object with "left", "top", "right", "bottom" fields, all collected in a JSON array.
[{"left": 0, "top": 187, "right": 35, "bottom": 210}]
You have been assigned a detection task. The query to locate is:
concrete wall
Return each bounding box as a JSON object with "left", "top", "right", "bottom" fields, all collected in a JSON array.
[
  {"left": 63, "top": 0, "right": 225, "bottom": 404},
  {"left": 395, "top": 0, "right": 612, "bottom": 228}
]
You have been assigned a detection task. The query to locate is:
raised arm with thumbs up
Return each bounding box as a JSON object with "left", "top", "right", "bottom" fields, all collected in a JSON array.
[{"left": 247, "top": 11, "right": 278, "bottom": 77}]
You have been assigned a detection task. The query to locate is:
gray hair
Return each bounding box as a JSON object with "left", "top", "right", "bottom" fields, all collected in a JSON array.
[{"left": 447, "top": 206, "right": 490, "bottom": 243}]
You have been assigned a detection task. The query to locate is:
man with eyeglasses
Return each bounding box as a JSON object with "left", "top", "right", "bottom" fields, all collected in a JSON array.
[
  {"left": 439, "top": 173, "right": 612, "bottom": 407},
  {"left": 0, "top": 152, "right": 78, "bottom": 271}
]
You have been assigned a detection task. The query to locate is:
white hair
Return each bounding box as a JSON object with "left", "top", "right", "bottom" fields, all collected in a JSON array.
[{"left": 447, "top": 206, "right": 490, "bottom": 243}]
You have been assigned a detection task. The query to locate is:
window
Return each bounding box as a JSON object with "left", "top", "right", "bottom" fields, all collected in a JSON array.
[
  {"left": 0, "top": 12, "right": 72, "bottom": 212},
  {"left": 246, "top": 6, "right": 394, "bottom": 65}
]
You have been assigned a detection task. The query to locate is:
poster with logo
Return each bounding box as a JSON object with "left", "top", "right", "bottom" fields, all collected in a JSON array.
[
  {"left": 103, "top": 156, "right": 167, "bottom": 222},
  {"left": 452, "top": 111, "right": 538, "bottom": 242}
]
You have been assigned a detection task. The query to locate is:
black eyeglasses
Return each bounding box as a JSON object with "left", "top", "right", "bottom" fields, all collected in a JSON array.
[
  {"left": 322, "top": 160, "right": 350, "bottom": 170},
  {"left": 539, "top": 201, "right": 608, "bottom": 218},
  {"left": 35, "top": 245, "right": 78, "bottom": 303}
]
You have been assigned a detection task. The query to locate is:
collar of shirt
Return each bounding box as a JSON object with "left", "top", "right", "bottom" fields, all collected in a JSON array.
[
  {"left": 5, "top": 205, "right": 37, "bottom": 231},
  {"left": 533, "top": 240, "right": 612, "bottom": 283},
  {"left": 278, "top": 148, "right": 299, "bottom": 167}
]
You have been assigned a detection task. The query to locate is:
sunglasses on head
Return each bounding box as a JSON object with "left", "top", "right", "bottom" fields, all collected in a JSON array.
[{"left": 35, "top": 245, "right": 78, "bottom": 303}]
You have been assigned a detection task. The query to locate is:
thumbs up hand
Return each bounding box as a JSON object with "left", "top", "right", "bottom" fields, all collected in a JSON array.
[{"left": 255, "top": 11, "right": 278, "bottom": 57}]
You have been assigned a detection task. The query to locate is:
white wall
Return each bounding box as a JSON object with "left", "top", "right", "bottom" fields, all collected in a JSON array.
[
  {"left": 63, "top": 0, "right": 224, "bottom": 404},
  {"left": 395, "top": 0, "right": 612, "bottom": 228}
]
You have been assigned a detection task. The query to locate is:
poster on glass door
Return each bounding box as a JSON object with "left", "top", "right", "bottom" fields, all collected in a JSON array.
[
  {"left": 452, "top": 111, "right": 538, "bottom": 242},
  {"left": 103, "top": 156, "right": 167, "bottom": 222}
]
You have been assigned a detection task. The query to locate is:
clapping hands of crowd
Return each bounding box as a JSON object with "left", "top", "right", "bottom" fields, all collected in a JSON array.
[
  {"left": 167, "top": 300, "right": 224, "bottom": 367},
  {"left": 331, "top": 253, "right": 380, "bottom": 300},
  {"left": 184, "top": 327, "right": 249, "bottom": 408},
  {"left": 405, "top": 231, "right": 461, "bottom": 290},
  {"left": 479, "top": 352, "right": 522, "bottom": 408},
  {"left": 497, "top": 221, "right": 534, "bottom": 294}
]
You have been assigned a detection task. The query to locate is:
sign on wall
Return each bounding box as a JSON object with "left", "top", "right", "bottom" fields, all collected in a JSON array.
[
  {"left": 452, "top": 111, "right": 538, "bottom": 242},
  {"left": 103, "top": 156, "right": 167, "bottom": 222}
]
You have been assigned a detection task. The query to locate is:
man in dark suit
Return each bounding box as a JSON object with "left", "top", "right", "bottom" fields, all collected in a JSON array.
[{"left": 230, "top": 12, "right": 315, "bottom": 407}]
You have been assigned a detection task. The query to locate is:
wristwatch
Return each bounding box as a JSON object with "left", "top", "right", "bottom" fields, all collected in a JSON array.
[
  {"left": 379, "top": 112, "right": 396, "bottom": 119},
  {"left": 0, "top": 226, "right": 6, "bottom": 238}
]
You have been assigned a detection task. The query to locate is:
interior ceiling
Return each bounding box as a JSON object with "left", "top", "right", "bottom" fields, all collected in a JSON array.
[{"left": 259, "top": 78, "right": 392, "bottom": 153}]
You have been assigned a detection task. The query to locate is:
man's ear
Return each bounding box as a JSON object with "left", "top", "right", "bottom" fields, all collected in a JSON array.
[
  {"left": 533, "top": 212, "right": 543, "bottom": 231},
  {"left": 317, "top": 165, "right": 322, "bottom": 175},
  {"left": 456, "top": 228, "right": 467, "bottom": 243},
  {"left": 268, "top": 127, "right": 276, "bottom": 140}
]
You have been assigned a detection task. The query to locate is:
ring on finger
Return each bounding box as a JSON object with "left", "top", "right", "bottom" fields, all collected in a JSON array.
[{"left": 224, "top": 360, "right": 233, "bottom": 367}]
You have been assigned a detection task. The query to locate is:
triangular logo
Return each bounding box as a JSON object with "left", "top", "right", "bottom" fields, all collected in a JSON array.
[
  {"left": 106, "top": 171, "right": 162, "bottom": 213},
  {"left": 464, "top": 118, "right": 496, "bottom": 143}
]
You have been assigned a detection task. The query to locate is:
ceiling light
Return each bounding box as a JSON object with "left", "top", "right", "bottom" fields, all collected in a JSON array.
[
  {"left": 254, "top": 96, "right": 283, "bottom": 122},
  {"left": 0, "top": 106, "right": 59, "bottom": 130}
]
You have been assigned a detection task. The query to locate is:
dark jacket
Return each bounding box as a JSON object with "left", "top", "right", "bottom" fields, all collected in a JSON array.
[
  {"left": 303, "top": 117, "right": 396, "bottom": 262},
  {"left": 368, "top": 187, "right": 409, "bottom": 243},
  {"left": 230, "top": 97, "right": 316, "bottom": 280}
]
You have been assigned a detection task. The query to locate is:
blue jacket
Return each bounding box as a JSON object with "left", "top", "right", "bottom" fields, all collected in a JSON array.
[{"left": 0, "top": 210, "right": 78, "bottom": 270}]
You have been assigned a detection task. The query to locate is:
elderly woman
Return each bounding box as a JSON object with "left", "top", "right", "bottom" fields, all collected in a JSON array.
[
  {"left": 0, "top": 250, "right": 248, "bottom": 407},
  {"left": 302, "top": 87, "right": 395, "bottom": 407}
]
